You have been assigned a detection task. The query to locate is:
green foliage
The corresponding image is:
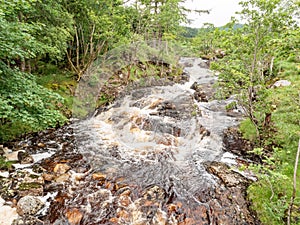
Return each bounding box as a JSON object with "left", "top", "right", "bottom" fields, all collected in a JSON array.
[
  {"left": 0, "top": 156, "right": 14, "bottom": 170},
  {"left": 181, "top": 27, "right": 199, "bottom": 38},
  {"left": 204, "top": 0, "right": 300, "bottom": 223},
  {"left": 248, "top": 172, "right": 292, "bottom": 225},
  {"left": 225, "top": 101, "right": 237, "bottom": 111},
  {"left": 0, "top": 62, "right": 67, "bottom": 142},
  {"left": 0, "top": 0, "right": 73, "bottom": 62},
  {"left": 130, "top": 0, "right": 188, "bottom": 40},
  {"left": 239, "top": 118, "right": 258, "bottom": 141}
]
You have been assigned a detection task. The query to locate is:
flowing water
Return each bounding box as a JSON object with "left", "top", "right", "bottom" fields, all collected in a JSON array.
[{"left": 66, "top": 57, "right": 244, "bottom": 224}]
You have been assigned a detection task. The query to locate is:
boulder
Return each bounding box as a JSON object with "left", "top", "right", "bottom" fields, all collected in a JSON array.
[
  {"left": 17, "top": 196, "right": 44, "bottom": 216},
  {"left": 272, "top": 79, "right": 291, "bottom": 88}
]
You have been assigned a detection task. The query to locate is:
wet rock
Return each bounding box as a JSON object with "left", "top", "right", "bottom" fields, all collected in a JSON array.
[
  {"left": 17, "top": 196, "right": 44, "bottom": 216},
  {"left": 191, "top": 82, "right": 208, "bottom": 102},
  {"left": 143, "top": 185, "right": 166, "bottom": 201},
  {"left": 42, "top": 173, "right": 55, "bottom": 182},
  {"left": 15, "top": 172, "right": 44, "bottom": 196},
  {"left": 37, "top": 143, "right": 45, "bottom": 148},
  {"left": 53, "top": 163, "right": 70, "bottom": 175},
  {"left": 65, "top": 208, "right": 83, "bottom": 225},
  {"left": 55, "top": 173, "right": 70, "bottom": 183},
  {"left": 92, "top": 172, "right": 107, "bottom": 181},
  {"left": 206, "top": 161, "right": 248, "bottom": 186},
  {"left": 18, "top": 182, "right": 43, "bottom": 197},
  {"left": 12, "top": 215, "right": 44, "bottom": 225},
  {"left": 198, "top": 61, "right": 209, "bottom": 69},
  {"left": 223, "top": 127, "right": 259, "bottom": 162},
  {"left": 17, "top": 151, "right": 34, "bottom": 164}
]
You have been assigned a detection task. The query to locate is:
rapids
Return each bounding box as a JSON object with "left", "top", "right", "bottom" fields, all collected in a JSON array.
[{"left": 65, "top": 57, "right": 248, "bottom": 224}]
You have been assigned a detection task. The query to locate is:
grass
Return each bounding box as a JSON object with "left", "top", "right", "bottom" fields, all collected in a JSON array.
[
  {"left": 35, "top": 62, "right": 77, "bottom": 117},
  {"left": 245, "top": 61, "right": 300, "bottom": 225}
]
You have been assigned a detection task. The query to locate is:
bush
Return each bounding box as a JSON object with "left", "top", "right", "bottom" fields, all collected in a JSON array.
[{"left": 0, "top": 62, "right": 67, "bottom": 142}]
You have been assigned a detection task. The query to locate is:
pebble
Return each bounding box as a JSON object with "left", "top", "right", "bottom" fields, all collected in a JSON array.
[
  {"left": 53, "top": 163, "right": 70, "bottom": 174},
  {"left": 55, "top": 173, "right": 70, "bottom": 183},
  {"left": 17, "top": 151, "right": 34, "bottom": 164},
  {"left": 0, "top": 171, "right": 9, "bottom": 178},
  {"left": 17, "top": 196, "right": 45, "bottom": 215},
  {"left": 92, "top": 172, "right": 106, "bottom": 180},
  {"left": 65, "top": 208, "right": 83, "bottom": 225}
]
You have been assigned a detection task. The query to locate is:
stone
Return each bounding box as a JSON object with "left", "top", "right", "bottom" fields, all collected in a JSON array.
[
  {"left": 42, "top": 173, "right": 55, "bottom": 182},
  {"left": 53, "top": 163, "right": 70, "bottom": 174},
  {"left": 206, "top": 162, "right": 248, "bottom": 187},
  {"left": 17, "top": 196, "right": 44, "bottom": 216},
  {"left": 65, "top": 208, "right": 83, "bottom": 225},
  {"left": 272, "top": 79, "right": 291, "bottom": 88},
  {"left": 0, "top": 204, "right": 19, "bottom": 225},
  {"left": 18, "top": 182, "right": 44, "bottom": 197},
  {"left": 92, "top": 172, "right": 107, "bottom": 181},
  {"left": 12, "top": 216, "right": 44, "bottom": 225},
  {"left": 17, "top": 151, "right": 34, "bottom": 164},
  {"left": 4, "top": 150, "right": 19, "bottom": 161},
  {"left": 37, "top": 143, "right": 46, "bottom": 148},
  {"left": 55, "top": 173, "right": 70, "bottom": 183}
]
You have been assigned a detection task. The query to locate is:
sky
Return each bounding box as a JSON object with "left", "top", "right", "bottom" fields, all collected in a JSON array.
[{"left": 182, "top": 0, "right": 242, "bottom": 28}]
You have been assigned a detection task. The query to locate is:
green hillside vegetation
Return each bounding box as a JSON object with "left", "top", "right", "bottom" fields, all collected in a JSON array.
[
  {"left": 0, "top": 0, "right": 299, "bottom": 223},
  {"left": 190, "top": 0, "right": 300, "bottom": 223}
]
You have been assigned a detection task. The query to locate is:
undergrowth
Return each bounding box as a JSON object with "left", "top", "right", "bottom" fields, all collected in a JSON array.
[{"left": 244, "top": 60, "right": 300, "bottom": 225}]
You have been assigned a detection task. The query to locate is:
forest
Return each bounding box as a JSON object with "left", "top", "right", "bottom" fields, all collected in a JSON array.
[{"left": 0, "top": 0, "right": 300, "bottom": 224}]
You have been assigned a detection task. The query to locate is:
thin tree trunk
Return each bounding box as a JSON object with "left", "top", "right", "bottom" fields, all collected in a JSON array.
[{"left": 287, "top": 139, "right": 300, "bottom": 225}]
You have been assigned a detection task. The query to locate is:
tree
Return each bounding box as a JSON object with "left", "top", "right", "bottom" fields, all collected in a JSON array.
[
  {"left": 64, "top": 0, "right": 132, "bottom": 80},
  {"left": 131, "top": 0, "right": 189, "bottom": 41},
  {"left": 0, "top": 0, "right": 73, "bottom": 71},
  {"left": 211, "top": 0, "right": 298, "bottom": 138}
]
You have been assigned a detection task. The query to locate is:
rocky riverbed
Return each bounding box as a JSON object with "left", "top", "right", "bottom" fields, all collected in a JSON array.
[{"left": 0, "top": 58, "right": 260, "bottom": 225}]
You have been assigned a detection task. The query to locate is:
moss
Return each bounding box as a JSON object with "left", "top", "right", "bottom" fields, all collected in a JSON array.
[{"left": 18, "top": 182, "right": 42, "bottom": 190}]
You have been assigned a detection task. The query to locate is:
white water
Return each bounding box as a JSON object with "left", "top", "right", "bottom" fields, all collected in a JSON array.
[{"left": 71, "top": 58, "right": 243, "bottom": 223}]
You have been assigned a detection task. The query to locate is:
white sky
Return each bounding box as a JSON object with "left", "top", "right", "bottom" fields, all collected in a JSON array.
[{"left": 182, "top": 0, "right": 242, "bottom": 28}]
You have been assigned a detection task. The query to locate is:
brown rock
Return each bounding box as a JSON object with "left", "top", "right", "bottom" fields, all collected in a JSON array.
[
  {"left": 167, "top": 204, "right": 177, "bottom": 213},
  {"left": 92, "top": 172, "right": 106, "bottom": 181},
  {"left": 65, "top": 208, "right": 83, "bottom": 225},
  {"left": 17, "top": 151, "right": 34, "bottom": 164},
  {"left": 53, "top": 163, "right": 70, "bottom": 174},
  {"left": 119, "top": 195, "right": 131, "bottom": 207},
  {"left": 109, "top": 217, "right": 118, "bottom": 223},
  {"left": 206, "top": 162, "right": 248, "bottom": 187},
  {"left": 37, "top": 143, "right": 45, "bottom": 148},
  {"left": 55, "top": 173, "right": 70, "bottom": 183},
  {"left": 18, "top": 183, "right": 43, "bottom": 197},
  {"left": 117, "top": 209, "right": 130, "bottom": 221},
  {"left": 42, "top": 173, "right": 55, "bottom": 182}
]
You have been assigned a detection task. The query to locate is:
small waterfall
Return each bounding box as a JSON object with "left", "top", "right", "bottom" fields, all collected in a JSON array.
[{"left": 68, "top": 57, "right": 243, "bottom": 224}]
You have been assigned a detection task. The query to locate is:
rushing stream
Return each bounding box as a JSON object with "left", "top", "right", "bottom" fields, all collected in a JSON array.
[
  {"left": 0, "top": 57, "right": 261, "bottom": 225},
  {"left": 56, "top": 57, "right": 252, "bottom": 224}
]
